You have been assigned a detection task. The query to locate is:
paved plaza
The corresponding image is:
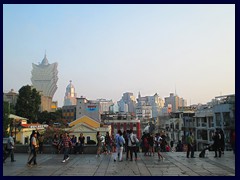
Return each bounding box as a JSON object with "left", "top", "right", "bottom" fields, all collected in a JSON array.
[{"left": 3, "top": 151, "right": 235, "bottom": 176}]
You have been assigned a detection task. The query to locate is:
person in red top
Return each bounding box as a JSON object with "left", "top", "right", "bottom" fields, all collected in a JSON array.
[{"left": 62, "top": 132, "right": 72, "bottom": 163}]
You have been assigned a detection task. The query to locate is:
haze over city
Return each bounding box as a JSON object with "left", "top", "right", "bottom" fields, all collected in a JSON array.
[{"left": 3, "top": 4, "right": 235, "bottom": 107}]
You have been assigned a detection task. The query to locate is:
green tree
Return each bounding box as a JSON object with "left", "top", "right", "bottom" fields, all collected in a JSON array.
[
  {"left": 15, "top": 85, "right": 41, "bottom": 123},
  {"left": 3, "top": 101, "right": 10, "bottom": 137}
]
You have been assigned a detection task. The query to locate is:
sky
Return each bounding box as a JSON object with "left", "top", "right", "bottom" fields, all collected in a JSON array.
[{"left": 3, "top": 4, "right": 235, "bottom": 107}]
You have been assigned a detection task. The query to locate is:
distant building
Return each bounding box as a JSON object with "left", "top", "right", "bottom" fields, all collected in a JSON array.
[
  {"left": 118, "top": 92, "right": 136, "bottom": 114},
  {"left": 62, "top": 105, "right": 76, "bottom": 123},
  {"left": 3, "top": 89, "right": 18, "bottom": 106},
  {"left": 64, "top": 80, "right": 77, "bottom": 106},
  {"left": 31, "top": 53, "right": 58, "bottom": 112},
  {"left": 164, "top": 93, "right": 187, "bottom": 112}
]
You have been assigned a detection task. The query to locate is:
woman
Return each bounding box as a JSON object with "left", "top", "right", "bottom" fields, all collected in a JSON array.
[{"left": 96, "top": 131, "right": 102, "bottom": 157}]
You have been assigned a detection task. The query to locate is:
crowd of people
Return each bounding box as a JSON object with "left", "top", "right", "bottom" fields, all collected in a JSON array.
[{"left": 3, "top": 127, "right": 236, "bottom": 166}]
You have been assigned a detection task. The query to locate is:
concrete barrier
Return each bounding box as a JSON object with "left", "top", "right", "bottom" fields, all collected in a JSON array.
[{"left": 14, "top": 144, "right": 98, "bottom": 154}]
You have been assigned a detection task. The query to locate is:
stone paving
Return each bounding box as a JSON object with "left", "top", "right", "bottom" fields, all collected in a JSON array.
[{"left": 3, "top": 151, "right": 235, "bottom": 176}]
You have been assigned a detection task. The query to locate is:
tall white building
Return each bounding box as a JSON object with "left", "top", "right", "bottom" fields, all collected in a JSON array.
[
  {"left": 31, "top": 54, "right": 58, "bottom": 112},
  {"left": 31, "top": 54, "right": 58, "bottom": 97},
  {"left": 118, "top": 92, "right": 136, "bottom": 114},
  {"left": 64, "top": 80, "right": 77, "bottom": 106}
]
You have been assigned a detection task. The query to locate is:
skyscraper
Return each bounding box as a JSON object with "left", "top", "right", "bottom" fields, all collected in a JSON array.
[{"left": 31, "top": 54, "right": 58, "bottom": 111}]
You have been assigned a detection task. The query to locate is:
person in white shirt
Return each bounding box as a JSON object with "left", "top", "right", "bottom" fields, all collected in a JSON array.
[{"left": 3, "top": 132, "right": 16, "bottom": 163}]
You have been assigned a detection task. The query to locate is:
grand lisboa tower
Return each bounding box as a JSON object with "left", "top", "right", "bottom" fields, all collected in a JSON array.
[{"left": 31, "top": 53, "right": 58, "bottom": 111}]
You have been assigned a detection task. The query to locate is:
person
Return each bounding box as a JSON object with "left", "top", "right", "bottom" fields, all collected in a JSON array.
[
  {"left": 176, "top": 140, "right": 183, "bottom": 152},
  {"left": 124, "top": 130, "right": 130, "bottom": 160},
  {"left": 27, "top": 132, "right": 38, "bottom": 167},
  {"left": 114, "top": 130, "right": 125, "bottom": 162},
  {"left": 3, "top": 132, "right": 16, "bottom": 163},
  {"left": 52, "top": 134, "right": 60, "bottom": 154},
  {"left": 96, "top": 131, "right": 102, "bottom": 157},
  {"left": 104, "top": 132, "right": 111, "bottom": 155},
  {"left": 38, "top": 134, "right": 44, "bottom": 154},
  {"left": 128, "top": 129, "right": 139, "bottom": 161},
  {"left": 78, "top": 133, "right": 85, "bottom": 154},
  {"left": 113, "top": 130, "right": 120, "bottom": 161},
  {"left": 219, "top": 129, "right": 225, "bottom": 155},
  {"left": 155, "top": 133, "right": 163, "bottom": 160},
  {"left": 186, "top": 132, "right": 195, "bottom": 158},
  {"left": 230, "top": 130, "right": 235, "bottom": 154},
  {"left": 61, "top": 132, "right": 72, "bottom": 163},
  {"left": 212, "top": 130, "right": 221, "bottom": 158}
]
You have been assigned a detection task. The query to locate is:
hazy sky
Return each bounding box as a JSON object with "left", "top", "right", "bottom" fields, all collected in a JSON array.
[{"left": 3, "top": 4, "right": 235, "bottom": 107}]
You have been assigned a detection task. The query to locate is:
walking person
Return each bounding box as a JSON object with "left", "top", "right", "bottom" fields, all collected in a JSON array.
[
  {"left": 128, "top": 129, "right": 139, "bottom": 161},
  {"left": 186, "top": 132, "right": 195, "bottom": 158},
  {"left": 27, "top": 132, "right": 38, "bottom": 167},
  {"left": 61, "top": 132, "right": 72, "bottom": 163},
  {"left": 3, "top": 132, "right": 16, "bottom": 163}
]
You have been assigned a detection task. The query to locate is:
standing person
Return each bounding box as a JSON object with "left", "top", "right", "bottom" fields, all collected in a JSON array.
[
  {"left": 128, "top": 129, "right": 139, "bottom": 161},
  {"left": 61, "top": 132, "right": 72, "bottom": 163},
  {"left": 96, "top": 131, "right": 102, "bottom": 157},
  {"left": 3, "top": 132, "right": 16, "bottom": 163},
  {"left": 212, "top": 130, "right": 221, "bottom": 158},
  {"left": 78, "top": 133, "right": 85, "bottom": 154},
  {"left": 124, "top": 130, "right": 130, "bottom": 160},
  {"left": 104, "top": 132, "right": 111, "bottom": 155},
  {"left": 113, "top": 130, "right": 120, "bottom": 162},
  {"left": 186, "top": 132, "right": 195, "bottom": 158},
  {"left": 38, "top": 135, "right": 44, "bottom": 154},
  {"left": 27, "top": 132, "right": 38, "bottom": 167},
  {"left": 155, "top": 133, "right": 163, "bottom": 160},
  {"left": 52, "top": 134, "right": 60, "bottom": 154},
  {"left": 219, "top": 129, "right": 225, "bottom": 155},
  {"left": 230, "top": 130, "right": 235, "bottom": 154},
  {"left": 114, "top": 130, "right": 125, "bottom": 162}
]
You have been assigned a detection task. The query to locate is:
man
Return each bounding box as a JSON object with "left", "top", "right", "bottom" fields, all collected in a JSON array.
[
  {"left": 128, "top": 129, "right": 139, "bottom": 161},
  {"left": 3, "top": 132, "right": 16, "bottom": 163},
  {"left": 186, "top": 132, "right": 195, "bottom": 158}
]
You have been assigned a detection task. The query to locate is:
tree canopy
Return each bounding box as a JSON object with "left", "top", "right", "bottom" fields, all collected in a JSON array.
[{"left": 15, "top": 85, "right": 41, "bottom": 123}]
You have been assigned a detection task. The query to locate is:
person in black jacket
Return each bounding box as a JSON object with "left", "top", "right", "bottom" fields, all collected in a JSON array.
[{"left": 212, "top": 130, "right": 221, "bottom": 158}]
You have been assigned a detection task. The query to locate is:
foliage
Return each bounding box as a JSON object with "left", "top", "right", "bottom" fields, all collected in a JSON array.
[
  {"left": 15, "top": 85, "right": 41, "bottom": 123},
  {"left": 3, "top": 101, "right": 10, "bottom": 137},
  {"left": 37, "top": 108, "right": 63, "bottom": 125},
  {"left": 42, "top": 126, "right": 66, "bottom": 144}
]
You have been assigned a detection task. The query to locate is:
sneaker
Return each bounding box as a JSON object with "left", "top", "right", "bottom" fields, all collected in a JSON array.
[
  {"left": 27, "top": 163, "right": 32, "bottom": 167},
  {"left": 62, "top": 160, "right": 66, "bottom": 163},
  {"left": 66, "top": 157, "right": 70, "bottom": 161}
]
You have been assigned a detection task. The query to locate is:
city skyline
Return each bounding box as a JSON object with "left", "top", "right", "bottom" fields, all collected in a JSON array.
[{"left": 3, "top": 4, "right": 235, "bottom": 107}]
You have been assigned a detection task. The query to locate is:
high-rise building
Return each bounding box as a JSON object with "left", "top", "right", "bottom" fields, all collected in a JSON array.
[
  {"left": 164, "top": 93, "right": 187, "bottom": 112},
  {"left": 31, "top": 54, "right": 58, "bottom": 112},
  {"left": 118, "top": 92, "right": 136, "bottom": 114},
  {"left": 64, "top": 80, "right": 77, "bottom": 106}
]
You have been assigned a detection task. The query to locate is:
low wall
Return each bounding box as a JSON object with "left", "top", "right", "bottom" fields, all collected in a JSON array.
[{"left": 14, "top": 144, "right": 98, "bottom": 154}]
